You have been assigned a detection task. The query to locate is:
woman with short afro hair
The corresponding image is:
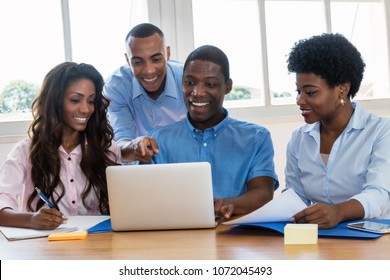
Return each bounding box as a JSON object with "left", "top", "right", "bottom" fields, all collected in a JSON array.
[
  {"left": 287, "top": 33, "right": 365, "bottom": 99},
  {"left": 284, "top": 33, "right": 390, "bottom": 229}
]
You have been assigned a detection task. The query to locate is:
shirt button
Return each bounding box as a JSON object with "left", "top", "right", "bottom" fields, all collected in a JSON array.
[
  {"left": 68, "top": 157, "right": 71, "bottom": 161},
  {"left": 70, "top": 179, "right": 74, "bottom": 182},
  {"left": 72, "top": 201, "right": 76, "bottom": 204},
  {"left": 203, "top": 143, "right": 207, "bottom": 147}
]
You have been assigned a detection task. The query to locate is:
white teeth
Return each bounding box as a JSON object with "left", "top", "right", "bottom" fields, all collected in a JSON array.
[
  {"left": 192, "top": 102, "right": 209, "bottom": 107},
  {"left": 301, "top": 109, "right": 312, "bottom": 113},
  {"left": 144, "top": 76, "right": 158, "bottom": 82},
  {"left": 74, "top": 117, "right": 87, "bottom": 122}
]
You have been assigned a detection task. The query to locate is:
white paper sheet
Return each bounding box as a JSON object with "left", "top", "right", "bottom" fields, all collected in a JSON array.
[{"left": 223, "top": 188, "right": 307, "bottom": 225}]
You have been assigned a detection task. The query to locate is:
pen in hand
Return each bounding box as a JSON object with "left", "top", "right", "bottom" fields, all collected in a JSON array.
[{"left": 35, "top": 187, "right": 58, "bottom": 210}]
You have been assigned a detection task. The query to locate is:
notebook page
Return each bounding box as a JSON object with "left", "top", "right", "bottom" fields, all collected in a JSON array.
[
  {"left": 0, "top": 226, "right": 79, "bottom": 241},
  {"left": 63, "top": 215, "right": 110, "bottom": 231},
  {"left": 0, "top": 215, "right": 109, "bottom": 241}
]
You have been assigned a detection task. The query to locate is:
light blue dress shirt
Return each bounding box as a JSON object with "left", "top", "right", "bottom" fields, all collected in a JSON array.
[
  {"left": 285, "top": 102, "right": 390, "bottom": 218},
  {"left": 103, "top": 60, "right": 187, "bottom": 141},
  {"left": 150, "top": 109, "right": 279, "bottom": 198}
]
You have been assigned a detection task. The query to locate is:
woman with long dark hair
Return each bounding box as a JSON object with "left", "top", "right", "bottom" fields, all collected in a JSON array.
[{"left": 0, "top": 62, "right": 128, "bottom": 229}]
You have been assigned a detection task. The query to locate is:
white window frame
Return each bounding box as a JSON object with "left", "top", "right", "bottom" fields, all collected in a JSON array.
[{"left": 169, "top": 0, "right": 390, "bottom": 122}]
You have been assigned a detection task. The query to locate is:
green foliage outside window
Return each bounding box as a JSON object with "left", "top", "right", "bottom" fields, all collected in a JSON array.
[
  {"left": 225, "top": 86, "right": 252, "bottom": 100},
  {"left": 0, "top": 80, "right": 39, "bottom": 113}
]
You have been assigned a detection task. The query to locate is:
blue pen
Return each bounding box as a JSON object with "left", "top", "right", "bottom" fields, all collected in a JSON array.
[{"left": 35, "top": 187, "right": 57, "bottom": 209}]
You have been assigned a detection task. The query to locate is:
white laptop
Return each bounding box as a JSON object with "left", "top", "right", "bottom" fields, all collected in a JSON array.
[{"left": 106, "top": 162, "right": 216, "bottom": 231}]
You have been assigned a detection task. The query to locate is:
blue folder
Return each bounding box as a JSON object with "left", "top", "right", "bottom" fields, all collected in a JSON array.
[
  {"left": 88, "top": 219, "right": 112, "bottom": 233},
  {"left": 243, "top": 219, "right": 390, "bottom": 239},
  {"left": 88, "top": 218, "right": 389, "bottom": 239}
]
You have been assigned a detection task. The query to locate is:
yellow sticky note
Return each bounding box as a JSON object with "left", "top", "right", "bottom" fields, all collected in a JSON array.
[
  {"left": 48, "top": 231, "right": 88, "bottom": 241},
  {"left": 284, "top": 224, "right": 318, "bottom": 245}
]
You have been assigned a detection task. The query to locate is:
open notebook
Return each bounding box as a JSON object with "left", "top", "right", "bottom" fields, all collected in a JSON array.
[{"left": 0, "top": 215, "right": 109, "bottom": 241}]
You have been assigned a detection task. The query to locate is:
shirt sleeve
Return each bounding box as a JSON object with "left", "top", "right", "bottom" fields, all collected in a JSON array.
[
  {"left": 0, "top": 139, "right": 30, "bottom": 210},
  {"left": 284, "top": 129, "right": 311, "bottom": 206},
  {"left": 104, "top": 73, "right": 137, "bottom": 141},
  {"left": 249, "top": 127, "right": 279, "bottom": 190},
  {"left": 108, "top": 140, "right": 122, "bottom": 164},
  {"left": 148, "top": 129, "right": 164, "bottom": 164},
  {"left": 350, "top": 118, "right": 390, "bottom": 218}
]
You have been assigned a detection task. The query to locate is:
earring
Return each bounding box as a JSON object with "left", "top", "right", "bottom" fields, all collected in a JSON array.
[{"left": 339, "top": 89, "right": 346, "bottom": 106}]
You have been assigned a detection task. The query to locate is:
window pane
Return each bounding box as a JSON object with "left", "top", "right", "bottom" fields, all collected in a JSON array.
[
  {"left": 69, "top": 0, "right": 149, "bottom": 80},
  {"left": 331, "top": 1, "right": 390, "bottom": 100},
  {"left": 0, "top": 0, "right": 64, "bottom": 121},
  {"left": 265, "top": 0, "right": 326, "bottom": 105},
  {"left": 192, "top": 0, "right": 264, "bottom": 106}
]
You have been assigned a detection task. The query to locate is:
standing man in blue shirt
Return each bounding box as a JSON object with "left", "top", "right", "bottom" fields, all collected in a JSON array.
[
  {"left": 104, "top": 23, "right": 187, "bottom": 163},
  {"left": 150, "top": 45, "right": 279, "bottom": 220}
]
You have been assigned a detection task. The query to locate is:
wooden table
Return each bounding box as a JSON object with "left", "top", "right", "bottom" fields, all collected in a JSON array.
[{"left": 1, "top": 224, "right": 389, "bottom": 260}]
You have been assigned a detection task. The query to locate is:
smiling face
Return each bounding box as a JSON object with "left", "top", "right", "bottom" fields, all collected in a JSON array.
[
  {"left": 182, "top": 60, "right": 232, "bottom": 131},
  {"left": 125, "top": 33, "right": 168, "bottom": 99},
  {"left": 62, "top": 78, "right": 96, "bottom": 135},
  {"left": 295, "top": 73, "right": 343, "bottom": 124}
]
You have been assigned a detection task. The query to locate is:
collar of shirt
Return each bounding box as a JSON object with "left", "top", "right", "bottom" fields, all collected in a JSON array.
[
  {"left": 303, "top": 102, "right": 366, "bottom": 139},
  {"left": 131, "top": 62, "right": 180, "bottom": 102},
  {"left": 184, "top": 108, "right": 230, "bottom": 141},
  {"left": 58, "top": 143, "right": 83, "bottom": 156}
]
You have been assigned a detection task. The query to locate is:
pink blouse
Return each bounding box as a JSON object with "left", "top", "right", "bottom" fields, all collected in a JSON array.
[{"left": 0, "top": 138, "right": 121, "bottom": 216}]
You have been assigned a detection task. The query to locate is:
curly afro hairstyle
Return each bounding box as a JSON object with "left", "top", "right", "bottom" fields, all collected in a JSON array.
[{"left": 287, "top": 33, "right": 365, "bottom": 99}]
